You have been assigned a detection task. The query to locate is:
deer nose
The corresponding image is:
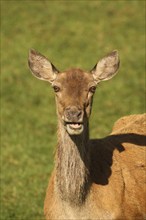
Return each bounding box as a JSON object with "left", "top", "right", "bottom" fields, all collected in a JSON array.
[{"left": 65, "top": 106, "right": 83, "bottom": 122}]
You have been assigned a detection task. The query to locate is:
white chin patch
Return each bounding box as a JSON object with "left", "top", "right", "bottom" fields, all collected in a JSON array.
[{"left": 66, "top": 123, "right": 84, "bottom": 135}]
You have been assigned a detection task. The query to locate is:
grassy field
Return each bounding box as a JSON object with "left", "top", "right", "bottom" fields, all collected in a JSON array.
[{"left": 1, "top": 1, "right": 145, "bottom": 219}]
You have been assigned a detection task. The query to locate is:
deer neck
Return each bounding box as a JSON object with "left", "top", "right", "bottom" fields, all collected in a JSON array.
[{"left": 55, "top": 120, "right": 91, "bottom": 206}]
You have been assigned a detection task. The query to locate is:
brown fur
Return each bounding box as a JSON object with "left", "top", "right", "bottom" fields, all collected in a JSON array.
[
  {"left": 44, "top": 113, "right": 146, "bottom": 220},
  {"left": 28, "top": 50, "right": 146, "bottom": 219}
]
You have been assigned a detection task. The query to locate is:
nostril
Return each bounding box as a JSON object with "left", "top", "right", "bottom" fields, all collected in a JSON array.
[
  {"left": 66, "top": 106, "right": 71, "bottom": 111},
  {"left": 77, "top": 110, "right": 82, "bottom": 118},
  {"left": 65, "top": 106, "right": 83, "bottom": 121}
]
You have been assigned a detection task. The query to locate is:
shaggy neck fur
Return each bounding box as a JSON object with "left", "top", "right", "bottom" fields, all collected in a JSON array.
[{"left": 55, "top": 120, "right": 91, "bottom": 206}]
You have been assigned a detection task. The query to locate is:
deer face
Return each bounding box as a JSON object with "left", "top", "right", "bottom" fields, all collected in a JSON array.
[
  {"left": 51, "top": 69, "right": 96, "bottom": 135},
  {"left": 28, "top": 49, "right": 120, "bottom": 135}
]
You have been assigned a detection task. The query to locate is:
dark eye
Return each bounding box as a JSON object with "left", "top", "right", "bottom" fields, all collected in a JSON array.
[
  {"left": 89, "top": 86, "right": 96, "bottom": 93},
  {"left": 53, "top": 85, "right": 60, "bottom": 92}
]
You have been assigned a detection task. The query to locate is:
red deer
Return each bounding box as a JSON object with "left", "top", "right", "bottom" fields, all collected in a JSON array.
[{"left": 28, "top": 49, "right": 146, "bottom": 220}]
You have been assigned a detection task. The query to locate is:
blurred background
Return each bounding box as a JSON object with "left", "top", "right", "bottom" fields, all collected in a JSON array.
[{"left": 1, "top": 1, "right": 145, "bottom": 219}]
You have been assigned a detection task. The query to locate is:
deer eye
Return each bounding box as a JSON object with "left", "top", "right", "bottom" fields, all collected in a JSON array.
[
  {"left": 89, "top": 86, "right": 96, "bottom": 93},
  {"left": 53, "top": 85, "right": 60, "bottom": 92}
]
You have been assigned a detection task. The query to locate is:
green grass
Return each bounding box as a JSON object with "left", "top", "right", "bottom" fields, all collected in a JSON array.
[{"left": 1, "top": 1, "right": 145, "bottom": 219}]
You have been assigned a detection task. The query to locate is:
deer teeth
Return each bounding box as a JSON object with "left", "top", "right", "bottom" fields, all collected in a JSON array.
[{"left": 69, "top": 123, "right": 82, "bottom": 129}]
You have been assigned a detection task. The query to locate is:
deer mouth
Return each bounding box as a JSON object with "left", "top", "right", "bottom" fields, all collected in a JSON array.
[{"left": 65, "top": 122, "right": 84, "bottom": 135}]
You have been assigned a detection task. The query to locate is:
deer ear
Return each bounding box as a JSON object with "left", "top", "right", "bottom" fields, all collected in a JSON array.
[
  {"left": 91, "top": 50, "right": 120, "bottom": 83},
  {"left": 28, "top": 49, "right": 59, "bottom": 83}
]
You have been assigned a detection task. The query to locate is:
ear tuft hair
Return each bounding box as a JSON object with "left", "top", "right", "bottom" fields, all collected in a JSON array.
[
  {"left": 91, "top": 50, "right": 120, "bottom": 83},
  {"left": 28, "top": 49, "right": 59, "bottom": 83}
]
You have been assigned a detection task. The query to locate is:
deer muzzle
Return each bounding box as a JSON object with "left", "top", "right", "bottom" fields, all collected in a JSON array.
[{"left": 64, "top": 106, "right": 84, "bottom": 135}]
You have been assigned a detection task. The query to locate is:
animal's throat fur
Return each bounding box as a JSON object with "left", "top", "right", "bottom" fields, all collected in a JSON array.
[{"left": 55, "top": 122, "right": 90, "bottom": 205}]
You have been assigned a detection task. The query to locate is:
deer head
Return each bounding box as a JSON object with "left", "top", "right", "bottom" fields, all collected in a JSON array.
[{"left": 28, "top": 49, "right": 120, "bottom": 135}]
